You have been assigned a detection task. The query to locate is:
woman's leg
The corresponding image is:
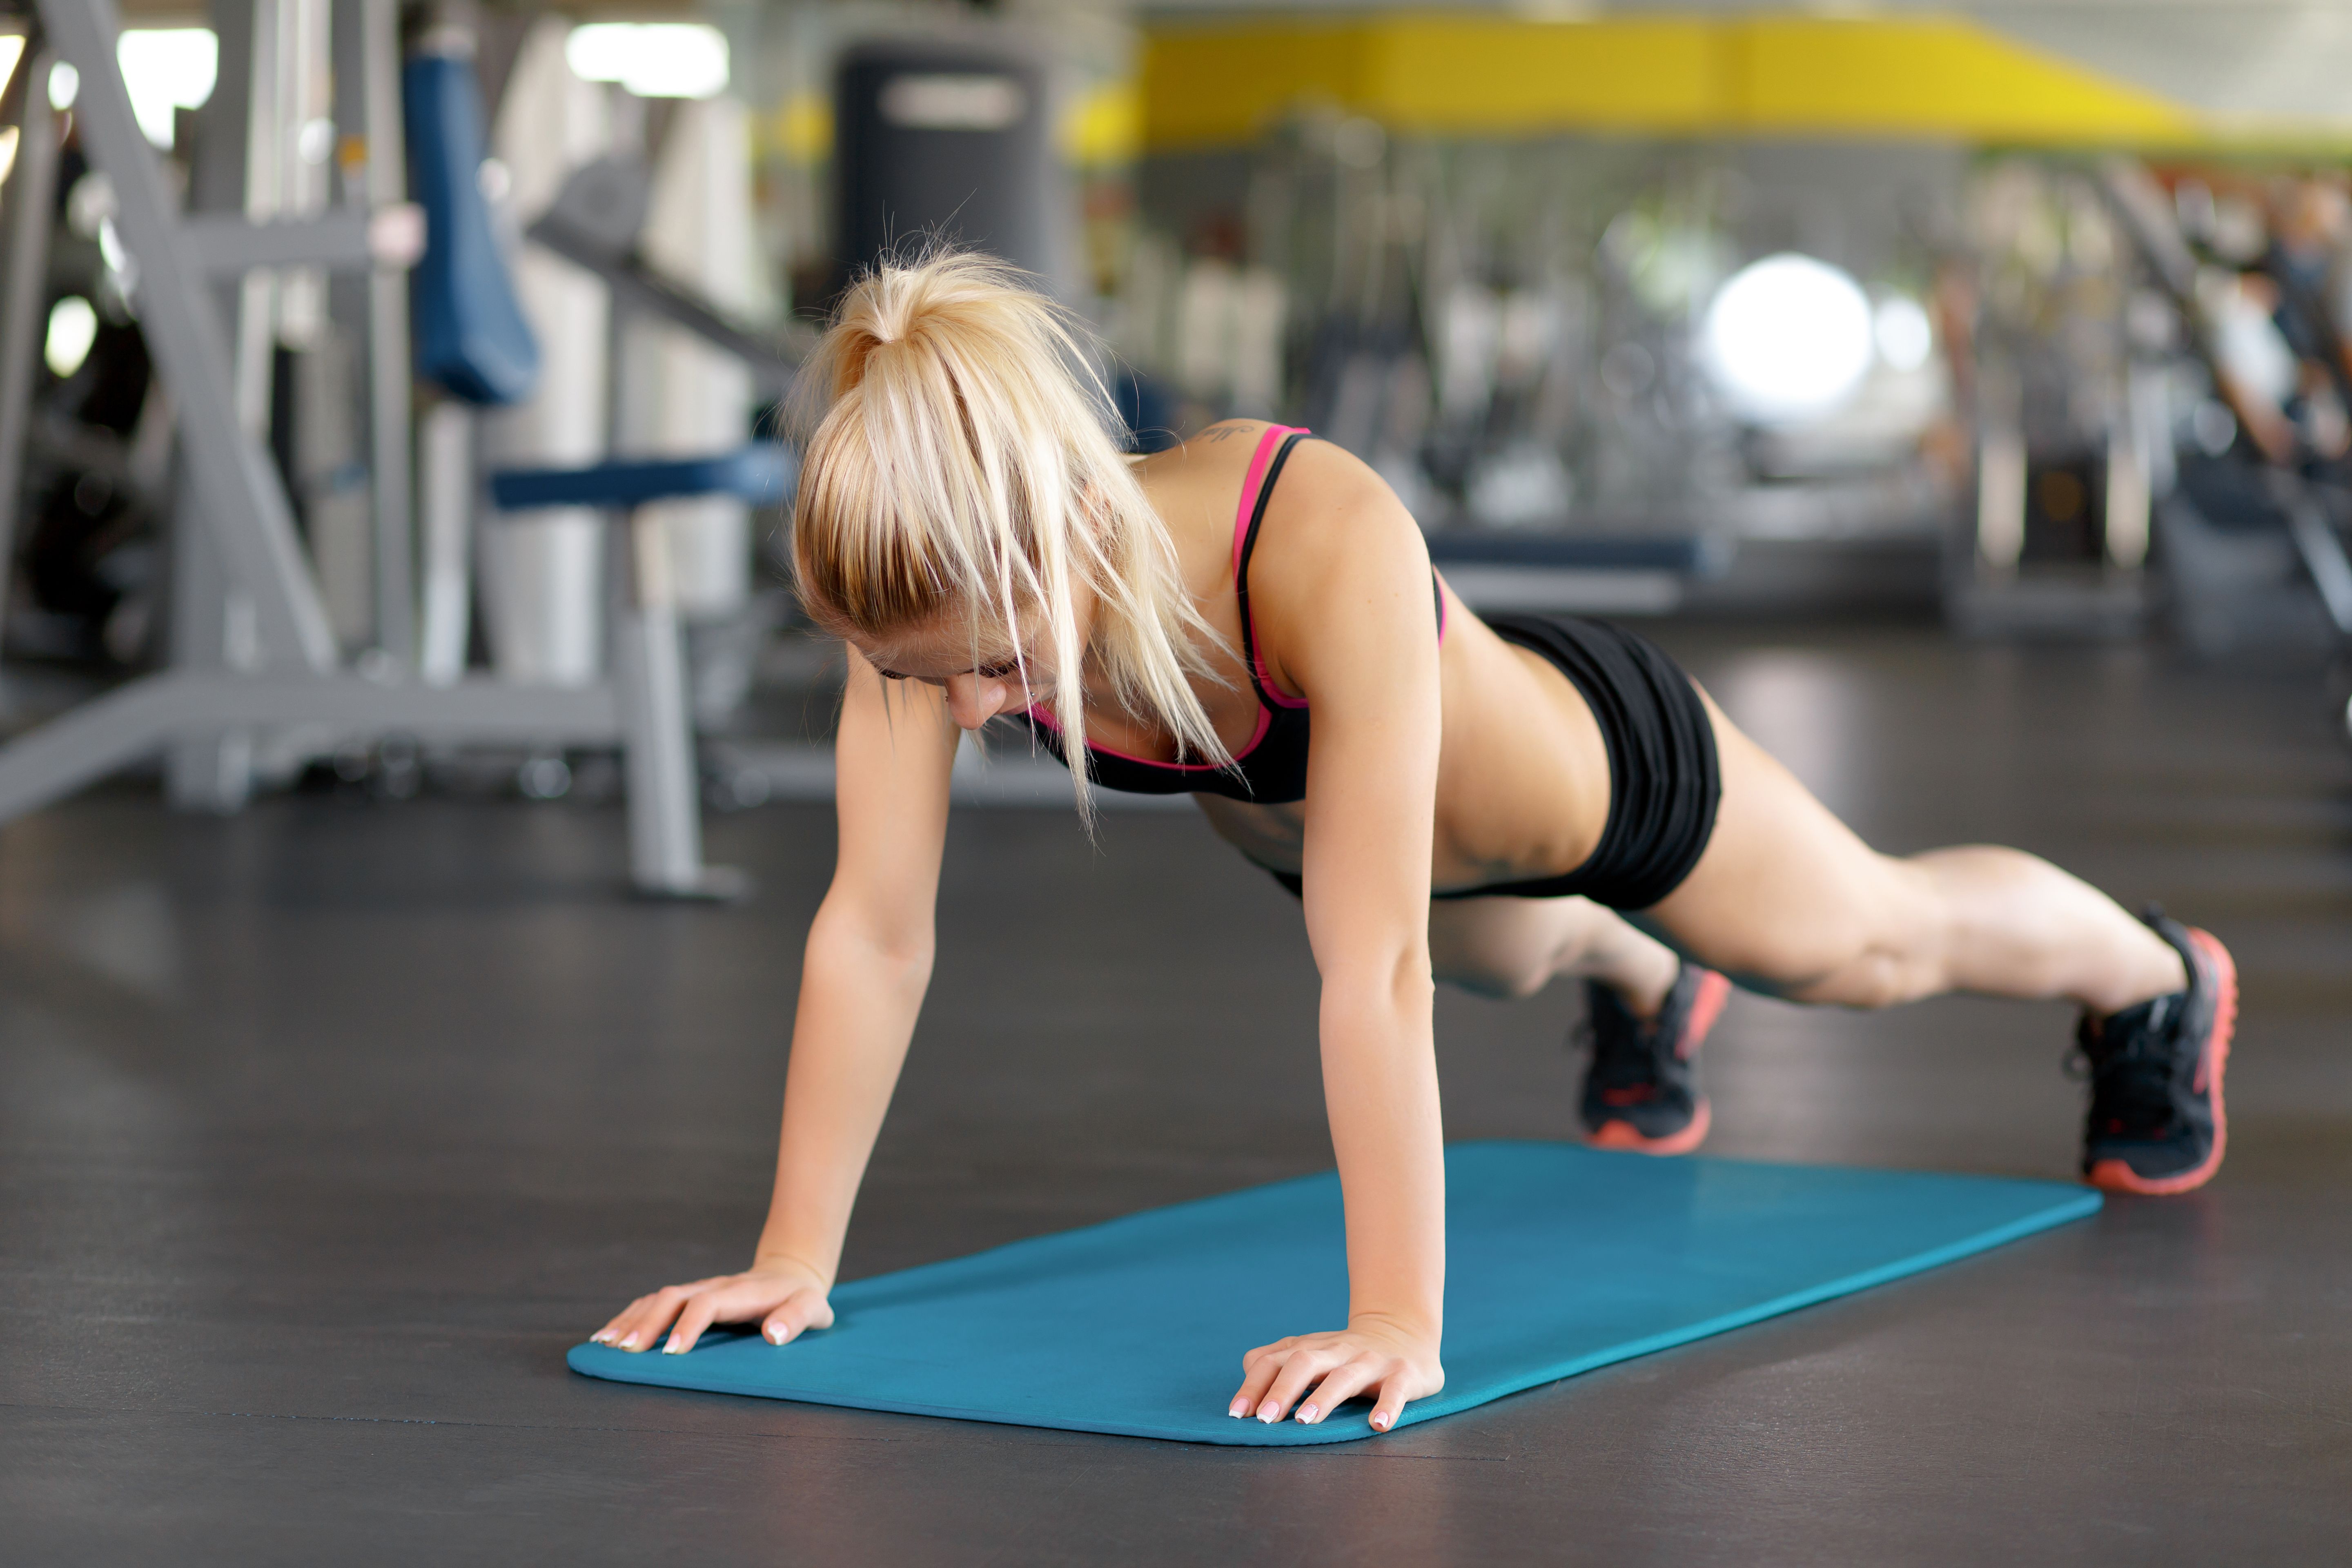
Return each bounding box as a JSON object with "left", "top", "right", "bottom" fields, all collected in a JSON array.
[
  {"left": 1429, "top": 890, "right": 1731, "bottom": 1154},
  {"left": 1649, "top": 690, "right": 2187, "bottom": 1014},
  {"left": 1428, "top": 893, "right": 1682, "bottom": 1011}
]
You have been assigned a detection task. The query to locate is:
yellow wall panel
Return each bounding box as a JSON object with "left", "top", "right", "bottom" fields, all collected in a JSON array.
[
  {"left": 1141, "top": 11, "right": 2217, "bottom": 151},
  {"left": 1368, "top": 18, "right": 1722, "bottom": 136},
  {"left": 1142, "top": 21, "right": 1376, "bottom": 150},
  {"left": 1730, "top": 18, "right": 2197, "bottom": 142}
]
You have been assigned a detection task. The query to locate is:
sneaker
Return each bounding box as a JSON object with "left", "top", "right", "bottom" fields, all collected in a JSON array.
[
  {"left": 1579, "top": 963, "right": 1733, "bottom": 1155},
  {"left": 2078, "top": 911, "right": 2237, "bottom": 1195}
]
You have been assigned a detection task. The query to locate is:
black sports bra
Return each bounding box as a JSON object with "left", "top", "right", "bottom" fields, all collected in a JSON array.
[{"left": 1019, "top": 427, "right": 1445, "bottom": 804}]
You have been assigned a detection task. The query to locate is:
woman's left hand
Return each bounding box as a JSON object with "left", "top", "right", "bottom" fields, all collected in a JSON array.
[{"left": 1229, "top": 1317, "right": 1445, "bottom": 1433}]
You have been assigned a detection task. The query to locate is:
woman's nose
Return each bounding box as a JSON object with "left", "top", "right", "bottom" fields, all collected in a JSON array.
[{"left": 945, "top": 673, "right": 1013, "bottom": 729}]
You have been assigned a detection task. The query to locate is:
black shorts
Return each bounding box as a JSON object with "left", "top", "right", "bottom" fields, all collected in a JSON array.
[{"left": 1268, "top": 615, "right": 1720, "bottom": 912}]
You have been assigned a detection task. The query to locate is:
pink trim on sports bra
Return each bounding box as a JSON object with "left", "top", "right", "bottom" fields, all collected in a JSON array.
[{"left": 1237, "top": 425, "right": 1314, "bottom": 709}]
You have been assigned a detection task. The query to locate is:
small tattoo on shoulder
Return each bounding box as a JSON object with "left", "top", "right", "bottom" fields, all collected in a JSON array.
[{"left": 1199, "top": 421, "right": 1256, "bottom": 443}]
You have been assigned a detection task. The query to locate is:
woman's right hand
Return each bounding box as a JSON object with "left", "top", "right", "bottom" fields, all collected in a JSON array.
[{"left": 590, "top": 1257, "right": 835, "bottom": 1356}]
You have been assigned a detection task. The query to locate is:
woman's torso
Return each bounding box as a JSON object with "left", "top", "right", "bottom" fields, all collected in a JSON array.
[{"left": 1038, "top": 422, "right": 1616, "bottom": 896}]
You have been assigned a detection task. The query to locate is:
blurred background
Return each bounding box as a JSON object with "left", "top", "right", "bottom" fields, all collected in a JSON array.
[{"left": 7, "top": 0, "right": 2352, "bottom": 825}]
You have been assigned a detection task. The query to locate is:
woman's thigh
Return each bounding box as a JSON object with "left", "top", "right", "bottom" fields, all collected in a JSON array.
[{"left": 1645, "top": 691, "right": 1941, "bottom": 1003}]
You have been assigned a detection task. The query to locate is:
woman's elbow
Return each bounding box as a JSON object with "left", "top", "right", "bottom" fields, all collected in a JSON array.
[
  {"left": 1321, "top": 940, "right": 1435, "bottom": 1019},
  {"left": 808, "top": 899, "right": 935, "bottom": 993}
]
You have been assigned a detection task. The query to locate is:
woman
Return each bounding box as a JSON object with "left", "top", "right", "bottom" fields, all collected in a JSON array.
[{"left": 592, "top": 253, "right": 2233, "bottom": 1435}]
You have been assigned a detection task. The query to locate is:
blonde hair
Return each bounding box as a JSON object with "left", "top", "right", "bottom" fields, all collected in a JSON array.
[{"left": 790, "top": 250, "right": 1232, "bottom": 816}]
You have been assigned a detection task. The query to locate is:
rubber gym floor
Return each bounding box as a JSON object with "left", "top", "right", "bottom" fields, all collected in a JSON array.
[{"left": 5, "top": 618, "right": 2348, "bottom": 1565}]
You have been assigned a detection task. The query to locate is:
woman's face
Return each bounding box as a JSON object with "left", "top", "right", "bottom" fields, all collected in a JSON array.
[
  {"left": 860, "top": 629, "right": 1041, "bottom": 729},
  {"left": 857, "top": 598, "right": 1081, "bottom": 731}
]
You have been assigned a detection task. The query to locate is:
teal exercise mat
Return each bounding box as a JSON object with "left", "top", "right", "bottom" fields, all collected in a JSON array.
[{"left": 568, "top": 1141, "right": 2098, "bottom": 1446}]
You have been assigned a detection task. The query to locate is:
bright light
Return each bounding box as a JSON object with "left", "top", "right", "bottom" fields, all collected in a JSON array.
[
  {"left": 48, "top": 59, "right": 77, "bottom": 111},
  {"left": 1874, "top": 295, "right": 1934, "bottom": 372},
  {"left": 1701, "top": 253, "right": 1875, "bottom": 423},
  {"left": 565, "top": 24, "right": 729, "bottom": 100},
  {"left": 45, "top": 296, "right": 98, "bottom": 379},
  {"left": 880, "top": 75, "right": 1026, "bottom": 131},
  {"left": 118, "top": 29, "right": 218, "bottom": 147}
]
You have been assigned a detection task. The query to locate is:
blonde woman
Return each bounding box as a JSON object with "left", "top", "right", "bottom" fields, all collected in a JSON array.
[{"left": 592, "top": 253, "right": 2234, "bottom": 1435}]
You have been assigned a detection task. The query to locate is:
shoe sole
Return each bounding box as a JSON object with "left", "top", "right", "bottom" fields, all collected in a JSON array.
[
  {"left": 1590, "top": 1097, "right": 1712, "bottom": 1155},
  {"left": 1583, "top": 970, "right": 1733, "bottom": 1156},
  {"left": 2086, "top": 927, "right": 2235, "bottom": 1196}
]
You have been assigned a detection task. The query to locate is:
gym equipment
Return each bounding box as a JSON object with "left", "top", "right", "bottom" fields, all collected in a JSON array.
[
  {"left": 568, "top": 1140, "right": 2098, "bottom": 1446},
  {"left": 0, "top": 0, "right": 748, "bottom": 899},
  {"left": 526, "top": 155, "right": 803, "bottom": 397},
  {"left": 467, "top": 123, "right": 809, "bottom": 891},
  {"left": 1947, "top": 160, "right": 2154, "bottom": 638},
  {"left": 1121, "top": 118, "right": 1768, "bottom": 610},
  {"left": 2101, "top": 159, "right": 2352, "bottom": 650},
  {"left": 0, "top": 33, "right": 62, "bottom": 643},
  {"left": 413, "top": 31, "right": 788, "bottom": 897},
  {"left": 490, "top": 449, "right": 791, "bottom": 898},
  {"left": 405, "top": 48, "right": 539, "bottom": 407},
  {"left": 833, "top": 37, "right": 1059, "bottom": 287}
]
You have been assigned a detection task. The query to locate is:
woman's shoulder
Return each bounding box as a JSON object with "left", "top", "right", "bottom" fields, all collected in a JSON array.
[
  {"left": 1239, "top": 438, "right": 1434, "bottom": 684},
  {"left": 1136, "top": 423, "right": 1420, "bottom": 588},
  {"left": 1140, "top": 422, "right": 1392, "bottom": 517},
  {"left": 1264, "top": 433, "right": 1403, "bottom": 523}
]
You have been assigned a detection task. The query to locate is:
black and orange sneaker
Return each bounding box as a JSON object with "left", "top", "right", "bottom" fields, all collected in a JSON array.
[
  {"left": 1578, "top": 962, "right": 1733, "bottom": 1155},
  {"left": 2078, "top": 911, "right": 2236, "bottom": 1195}
]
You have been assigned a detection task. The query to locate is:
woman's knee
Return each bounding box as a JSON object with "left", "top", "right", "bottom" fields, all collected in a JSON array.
[
  {"left": 1685, "top": 861, "right": 1951, "bottom": 1009},
  {"left": 1779, "top": 943, "right": 1946, "bottom": 1009},
  {"left": 1429, "top": 939, "right": 1553, "bottom": 1000},
  {"left": 1428, "top": 899, "right": 1607, "bottom": 1001},
  {"left": 1664, "top": 717, "right": 1959, "bottom": 1006}
]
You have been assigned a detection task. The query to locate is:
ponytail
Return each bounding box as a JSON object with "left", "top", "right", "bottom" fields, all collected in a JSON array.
[{"left": 790, "top": 249, "right": 1234, "bottom": 819}]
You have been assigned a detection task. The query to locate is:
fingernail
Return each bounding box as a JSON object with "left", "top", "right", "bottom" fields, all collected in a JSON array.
[
  {"left": 663, "top": 1335, "right": 682, "bottom": 1354},
  {"left": 618, "top": 1334, "right": 638, "bottom": 1349},
  {"left": 765, "top": 1327, "right": 782, "bottom": 1345},
  {"left": 1258, "top": 1400, "right": 1279, "bottom": 1424},
  {"left": 1298, "top": 1404, "right": 1319, "bottom": 1424},
  {"left": 1373, "top": 1412, "right": 1392, "bottom": 1430},
  {"left": 590, "top": 1333, "right": 610, "bottom": 1345},
  {"left": 1228, "top": 1401, "right": 1248, "bottom": 1418}
]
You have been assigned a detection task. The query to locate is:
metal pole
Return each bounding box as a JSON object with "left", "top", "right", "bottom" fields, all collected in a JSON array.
[
  {"left": 611, "top": 506, "right": 742, "bottom": 900},
  {"left": 168, "top": 0, "right": 260, "bottom": 810},
  {"left": 0, "top": 40, "right": 62, "bottom": 650},
  {"left": 359, "top": 0, "right": 415, "bottom": 666}
]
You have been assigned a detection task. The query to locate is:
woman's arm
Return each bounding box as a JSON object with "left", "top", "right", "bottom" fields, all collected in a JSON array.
[
  {"left": 593, "top": 651, "right": 959, "bottom": 1354},
  {"left": 1226, "top": 446, "right": 1448, "bottom": 1432}
]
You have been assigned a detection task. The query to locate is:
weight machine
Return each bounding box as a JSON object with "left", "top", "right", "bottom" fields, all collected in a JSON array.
[{"left": 0, "top": 0, "right": 774, "bottom": 896}]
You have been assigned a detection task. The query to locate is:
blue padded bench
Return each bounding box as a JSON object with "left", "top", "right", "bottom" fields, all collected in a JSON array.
[
  {"left": 404, "top": 49, "right": 538, "bottom": 407},
  {"left": 488, "top": 446, "right": 796, "bottom": 514}
]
